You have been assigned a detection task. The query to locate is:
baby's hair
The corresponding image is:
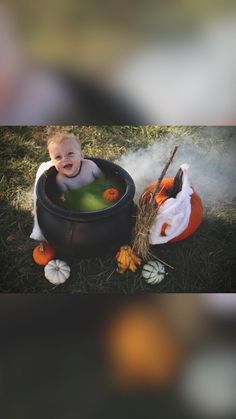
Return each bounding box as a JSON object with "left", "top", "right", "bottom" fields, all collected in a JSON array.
[{"left": 47, "top": 133, "right": 81, "bottom": 149}]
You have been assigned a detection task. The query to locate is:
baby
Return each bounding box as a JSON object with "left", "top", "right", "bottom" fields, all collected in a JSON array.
[
  {"left": 47, "top": 133, "right": 103, "bottom": 192},
  {"left": 30, "top": 133, "right": 102, "bottom": 240}
]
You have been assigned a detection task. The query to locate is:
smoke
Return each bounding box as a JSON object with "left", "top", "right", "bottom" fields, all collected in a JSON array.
[{"left": 117, "top": 128, "right": 236, "bottom": 206}]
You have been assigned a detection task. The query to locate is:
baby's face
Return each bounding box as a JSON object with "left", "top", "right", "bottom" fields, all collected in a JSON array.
[{"left": 48, "top": 139, "right": 83, "bottom": 177}]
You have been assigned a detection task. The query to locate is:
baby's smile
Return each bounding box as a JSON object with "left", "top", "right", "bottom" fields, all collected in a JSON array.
[
  {"left": 63, "top": 163, "right": 73, "bottom": 169},
  {"left": 62, "top": 161, "right": 81, "bottom": 178},
  {"left": 63, "top": 162, "right": 75, "bottom": 176}
]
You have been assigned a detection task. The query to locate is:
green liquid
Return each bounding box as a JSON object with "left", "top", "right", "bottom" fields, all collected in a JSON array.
[{"left": 61, "top": 176, "right": 125, "bottom": 212}]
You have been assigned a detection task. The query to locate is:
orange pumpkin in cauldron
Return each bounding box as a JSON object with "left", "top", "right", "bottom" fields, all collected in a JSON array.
[{"left": 103, "top": 188, "right": 120, "bottom": 202}]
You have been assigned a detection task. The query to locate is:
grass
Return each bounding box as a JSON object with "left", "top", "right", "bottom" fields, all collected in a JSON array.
[{"left": 0, "top": 126, "right": 235, "bottom": 293}]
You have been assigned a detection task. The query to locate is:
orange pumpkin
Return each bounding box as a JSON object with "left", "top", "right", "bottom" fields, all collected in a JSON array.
[
  {"left": 104, "top": 305, "right": 183, "bottom": 388},
  {"left": 146, "top": 178, "right": 203, "bottom": 242},
  {"left": 32, "top": 242, "right": 55, "bottom": 266},
  {"left": 103, "top": 188, "right": 120, "bottom": 202}
]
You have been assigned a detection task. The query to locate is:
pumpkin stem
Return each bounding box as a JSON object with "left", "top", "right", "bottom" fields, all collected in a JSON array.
[
  {"left": 39, "top": 242, "right": 45, "bottom": 252},
  {"left": 168, "top": 168, "right": 183, "bottom": 198},
  {"left": 151, "top": 145, "right": 178, "bottom": 203}
]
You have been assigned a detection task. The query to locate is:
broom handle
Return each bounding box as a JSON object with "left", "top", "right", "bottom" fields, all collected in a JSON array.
[{"left": 151, "top": 145, "right": 178, "bottom": 201}]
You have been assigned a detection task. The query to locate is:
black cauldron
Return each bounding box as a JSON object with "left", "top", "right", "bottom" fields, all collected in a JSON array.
[{"left": 36, "top": 158, "right": 135, "bottom": 258}]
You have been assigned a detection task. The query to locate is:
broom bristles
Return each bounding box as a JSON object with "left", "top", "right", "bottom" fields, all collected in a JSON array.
[
  {"left": 132, "top": 195, "right": 159, "bottom": 259},
  {"left": 132, "top": 146, "right": 178, "bottom": 259}
]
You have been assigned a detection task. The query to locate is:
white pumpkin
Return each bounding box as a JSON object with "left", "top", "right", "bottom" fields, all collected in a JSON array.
[
  {"left": 142, "top": 261, "right": 166, "bottom": 285},
  {"left": 44, "top": 259, "right": 70, "bottom": 285}
]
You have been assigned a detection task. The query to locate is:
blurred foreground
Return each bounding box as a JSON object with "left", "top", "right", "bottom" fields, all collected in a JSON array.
[{"left": 1, "top": 294, "right": 236, "bottom": 419}]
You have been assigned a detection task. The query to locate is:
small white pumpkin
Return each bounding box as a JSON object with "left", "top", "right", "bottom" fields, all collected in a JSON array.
[
  {"left": 44, "top": 259, "right": 70, "bottom": 285},
  {"left": 142, "top": 261, "right": 166, "bottom": 285}
]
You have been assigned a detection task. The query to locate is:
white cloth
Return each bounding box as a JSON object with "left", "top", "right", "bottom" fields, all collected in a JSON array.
[
  {"left": 149, "top": 164, "right": 193, "bottom": 244},
  {"left": 30, "top": 160, "right": 53, "bottom": 241}
]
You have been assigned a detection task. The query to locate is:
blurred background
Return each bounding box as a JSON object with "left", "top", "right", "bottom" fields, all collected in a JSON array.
[
  {"left": 1, "top": 1, "right": 236, "bottom": 124},
  {"left": 1, "top": 294, "right": 236, "bottom": 419}
]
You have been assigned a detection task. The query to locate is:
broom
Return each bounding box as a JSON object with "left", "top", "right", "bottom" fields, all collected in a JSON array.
[{"left": 132, "top": 146, "right": 178, "bottom": 259}]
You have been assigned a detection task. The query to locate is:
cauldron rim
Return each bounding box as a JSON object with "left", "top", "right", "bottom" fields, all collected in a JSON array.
[{"left": 36, "top": 157, "right": 135, "bottom": 221}]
